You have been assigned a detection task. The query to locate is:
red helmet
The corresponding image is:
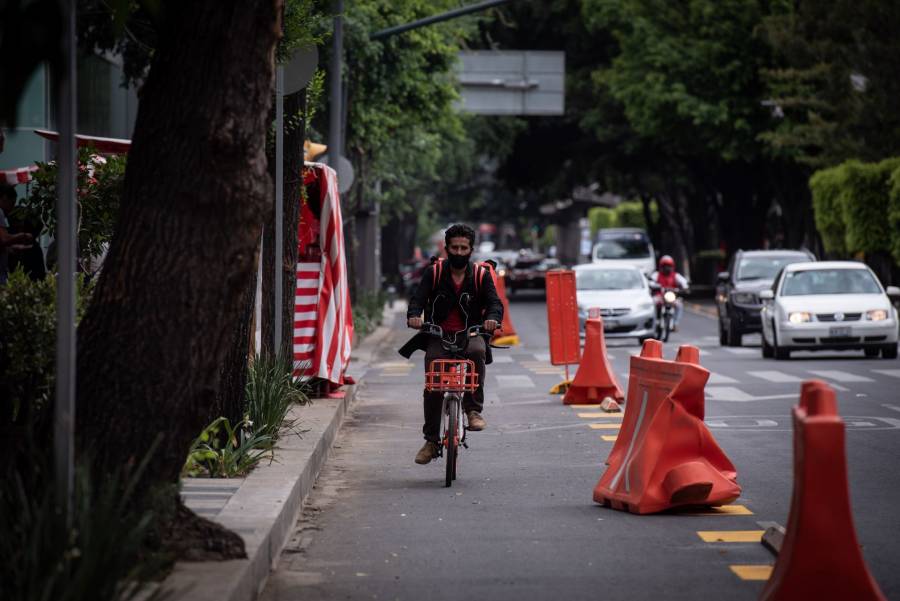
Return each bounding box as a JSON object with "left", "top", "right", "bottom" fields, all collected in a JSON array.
[{"left": 659, "top": 255, "right": 675, "bottom": 269}]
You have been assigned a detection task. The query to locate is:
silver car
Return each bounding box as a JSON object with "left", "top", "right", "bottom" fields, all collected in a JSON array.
[{"left": 574, "top": 263, "right": 657, "bottom": 343}]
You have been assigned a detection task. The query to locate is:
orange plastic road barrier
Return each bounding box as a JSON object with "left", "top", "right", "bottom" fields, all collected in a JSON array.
[
  {"left": 593, "top": 339, "right": 741, "bottom": 514},
  {"left": 563, "top": 317, "right": 624, "bottom": 405},
  {"left": 545, "top": 270, "right": 580, "bottom": 392},
  {"left": 759, "top": 381, "right": 886, "bottom": 601},
  {"left": 492, "top": 274, "right": 520, "bottom": 346}
]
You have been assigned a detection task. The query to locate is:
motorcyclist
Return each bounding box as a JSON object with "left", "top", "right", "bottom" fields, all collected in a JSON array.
[
  {"left": 650, "top": 255, "right": 689, "bottom": 331},
  {"left": 399, "top": 223, "right": 503, "bottom": 465}
]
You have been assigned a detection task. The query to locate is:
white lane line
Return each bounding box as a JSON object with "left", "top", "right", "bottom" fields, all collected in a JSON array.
[
  {"left": 707, "top": 387, "right": 797, "bottom": 402},
  {"left": 748, "top": 370, "right": 803, "bottom": 383},
  {"left": 873, "top": 369, "right": 900, "bottom": 379},
  {"left": 881, "top": 404, "right": 900, "bottom": 414},
  {"left": 496, "top": 375, "right": 535, "bottom": 388},
  {"left": 709, "top": 372, "right": 739, "bottom": 384},
  {"left": 723, "top": 348, "right": 758, "bottom": 356},
  {"left": 532, "top": 352, "right": 551, "bottom": 361},
  {"left": 490, "top": 355, "right": 513, "bottom": 363},
  {"left": 807, "top": 370, "right": 874, "bottom": 383}
]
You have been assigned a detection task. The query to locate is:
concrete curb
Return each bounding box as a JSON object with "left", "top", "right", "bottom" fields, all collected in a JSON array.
[{"left": 161, "top": 306, "right": 398, "bottom": 601}]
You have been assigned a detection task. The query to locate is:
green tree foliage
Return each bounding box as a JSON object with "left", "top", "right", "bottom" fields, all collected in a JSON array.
[
  {"left": 838, "top": 158, "right": 900, "bottom": 256},
  {"left": 890, "top": 167, "right": 900, "bottom": 264},
  {"left": 588, "top": 200, "right": 656, "bottom": 234},
  {"left": 809, "top": 164, "right": 848, "bottom": 255}
]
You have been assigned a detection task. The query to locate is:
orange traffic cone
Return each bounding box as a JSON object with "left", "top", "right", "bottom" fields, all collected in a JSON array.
[
  {"left": 562, "top": 318, "right": 624, "bottom": 405},
  {"left": 492, "top": 274, "right": 519, "bottom": 346},
  {"left": 760, "top": 381, "right": 886, "bottom": 600},
  {"left": 594, "top": 340, "right": 741, "bottom": 513}
]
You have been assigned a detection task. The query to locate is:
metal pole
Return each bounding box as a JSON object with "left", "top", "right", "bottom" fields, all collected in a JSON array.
[
  {"left": 274, "top": 66, "right": 284, "bottom": 355},
  {"left": 328, "top": 0, "right": 343, "bottom": 161},
  {"left": 371, "top": 0, "right": 513, "bottom": 40},
  {"left": 55, "top": 0, "right": 77, "bottom": 523}
]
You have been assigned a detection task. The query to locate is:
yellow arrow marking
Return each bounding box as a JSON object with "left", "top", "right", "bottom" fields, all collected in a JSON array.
[
  {"left": 697, "top": 530, "right": 764, "bottom": 543},
  {"left": 729, "top": 565, "right": 772, "bottom": 581}
]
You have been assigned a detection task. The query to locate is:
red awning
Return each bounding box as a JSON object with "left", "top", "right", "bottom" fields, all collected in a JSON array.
[{"left": 34, "top": 129, "right": 131, "bottom": 154}]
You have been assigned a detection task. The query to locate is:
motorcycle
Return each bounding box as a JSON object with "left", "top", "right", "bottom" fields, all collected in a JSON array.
[{"left": 653, "top": 287, "right": 679, "bottom": 342}]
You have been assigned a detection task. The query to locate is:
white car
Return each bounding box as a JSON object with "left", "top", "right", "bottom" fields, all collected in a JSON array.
[
  {"left": 759, "top": 261, "right": 900, "bottom": 360},
  {"left": 591, "top": 228, "right": 656, "bottom": 274},
  {"left": 574, "top": 263, "right": 656, "bottom": 343}
]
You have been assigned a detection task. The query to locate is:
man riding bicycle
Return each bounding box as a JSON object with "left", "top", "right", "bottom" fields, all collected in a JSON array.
[{"left": 399, "top": 224, "right": 503, "bottom": 465}]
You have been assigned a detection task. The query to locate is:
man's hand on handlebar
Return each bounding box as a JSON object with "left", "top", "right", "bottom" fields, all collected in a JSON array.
[
  {"left": 483, "top": 319, "right": 498, "bottom": 333},
  {"left": 408, "top": 317, "right": 423, "bottom": 329}
]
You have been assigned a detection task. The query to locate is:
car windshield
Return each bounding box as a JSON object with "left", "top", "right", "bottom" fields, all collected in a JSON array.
[
  {"left": 737, "top": 256, "right": 804, "bottom": 281},
  {"left": 576, "top": 269, "right": 644, "bottom": 291},
  {"left": 781, "top": 268, "right": 882, "bottom": 296},
  {"left": 594, "top": 236, "right": 651, "bottom": 260}
]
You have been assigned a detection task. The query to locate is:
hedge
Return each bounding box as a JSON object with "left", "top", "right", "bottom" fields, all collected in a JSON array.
[
  {"left": 890, "top": 165, "right": 900, "bottom": 264},
  {"left": 809, "top": 163, "right": 849, "bottom": 256},
  {"left": 838, "top": 158, "right": 900, "bottom": 256},
  {"left": 588, "top": 200, "right": 657, "bottom": 235}
]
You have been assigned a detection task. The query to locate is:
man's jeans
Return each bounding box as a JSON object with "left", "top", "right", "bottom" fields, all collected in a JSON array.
[{"left": 422, "top": 335, "right": 486, "bottom": 442}]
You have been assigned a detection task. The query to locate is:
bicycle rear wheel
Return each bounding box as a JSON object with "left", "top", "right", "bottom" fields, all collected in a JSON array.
[{"left": 444, "top": 397, "right": 458, "bottom": 488}]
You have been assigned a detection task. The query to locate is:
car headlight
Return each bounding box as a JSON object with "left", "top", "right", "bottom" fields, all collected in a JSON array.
[
  {"left": 663, "top": 291, "right": 677, "bottom": 304},
  {"left": 732, "top": 292, "right": 757, "bottom": 305},
  {"left": 866, "top": 309, "right": 888, "bottom": 321},
  {"left": 788, "top": 312, "right": 812, "bottom": 324}
]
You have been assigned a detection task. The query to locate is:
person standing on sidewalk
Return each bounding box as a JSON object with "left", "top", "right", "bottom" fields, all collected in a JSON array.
[{"left": 399, "top": 223, "right": 503, "bottom": 464}]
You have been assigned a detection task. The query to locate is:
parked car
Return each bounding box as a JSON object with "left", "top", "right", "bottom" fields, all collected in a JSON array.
[
  {"left": 716, "top": 249, "right": 816, "bottom": 346},
  {"left": 592, "top": 228, "right": 655, "bottom": 274},
  {"left": 507, "top": 253, "right": 560, "bottom": 295},
  {"left": 759, "top": 261, "right": 900, "bottom": 360},
  {"left": 573, "top": 263, "right": 656, "bottom": 343}
]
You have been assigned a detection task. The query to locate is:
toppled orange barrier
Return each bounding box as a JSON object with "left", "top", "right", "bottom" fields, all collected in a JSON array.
[
  {"left": 593, "top": 339, "right": 740, "bottom": 514},
  {"left": 760, "top": 381, "right": 886, "bottom": 601},
  {"left": 563, "top": 318, "right": 624, "bottom": 405}
]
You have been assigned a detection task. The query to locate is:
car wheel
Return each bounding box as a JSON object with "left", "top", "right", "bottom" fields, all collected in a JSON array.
[
  {"left": 727, "top": 320, "right": 742, "bottom": 347},
  {"left": 864, "top": 347, "right": 880, "bottom": 358},
  {"left": 773, "top": 322, "right": 790, "bottom": 360},
  {"left": 761, "top": 333, "right": 774, "bottom": 358},
  {"left": 883, "top": 344, "right": 899, "bottom": 360}
]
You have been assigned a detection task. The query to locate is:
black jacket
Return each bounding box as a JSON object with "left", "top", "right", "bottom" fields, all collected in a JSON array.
[{"left": 398, "top": 259, "right": 504, "bottom": 363}]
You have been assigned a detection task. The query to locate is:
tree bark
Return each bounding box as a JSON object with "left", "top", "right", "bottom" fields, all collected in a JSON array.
[{"left": 75, "top": 0, "right": 282, "bottom": 556}]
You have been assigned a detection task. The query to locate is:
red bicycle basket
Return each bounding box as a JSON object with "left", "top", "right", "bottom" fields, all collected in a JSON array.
[{"left": 425, "top": 359, "right": 479, "bottom": 392}]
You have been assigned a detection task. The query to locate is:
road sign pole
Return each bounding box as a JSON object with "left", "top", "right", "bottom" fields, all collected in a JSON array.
[
  {"left": 274, "top": 65, "right": 284, "bottom": 355},
  {"left": 55, "top": 0, "right": 77, "bottom": 525}
]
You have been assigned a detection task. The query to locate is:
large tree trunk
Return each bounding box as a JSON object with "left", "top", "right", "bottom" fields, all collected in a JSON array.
[{"left": 76, "top": 1, "right": 282, "bottom": 557}]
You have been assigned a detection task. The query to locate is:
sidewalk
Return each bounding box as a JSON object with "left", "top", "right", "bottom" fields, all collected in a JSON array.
[{"left": 160, "top": 303, "right": 400, "bottom": 601}]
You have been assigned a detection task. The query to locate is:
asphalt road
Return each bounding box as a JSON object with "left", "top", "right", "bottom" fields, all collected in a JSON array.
[{"left": 261, "top": 291, "right": 900, "bottom": 601}]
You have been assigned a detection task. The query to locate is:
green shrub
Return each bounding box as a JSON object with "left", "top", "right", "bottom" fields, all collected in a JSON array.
[
  {"left": 838, "top": 158, "right": 900, "bottom": 256},
  {"left": 182, "top": 417, "right": 273, "bottom": 478},
  {"left": 245, "top": 354, "right": 310, "bottom": 445},
  {"left": 352, "top": 289, "right": 387, "bottom": 339},
  {"left": 616, "top": 201, "right": 649, "bottom": 228},
  {"left": 890, "top": 165, "right": 900, "bottom": 264},
  {"left": 588, "top": 201, "right": 657, "bottom": 234},
  {"left": 0, "top": 458, "right": 165, "bottom": 601},
  {"left": 0, "top": 269, "right": 93, "bottom": 424},
  {"left": 588, "top": 207, "right": 616, "bottom": 234},
  {"left": 809, "top": 164, "right": 849, "bottom": 255}
]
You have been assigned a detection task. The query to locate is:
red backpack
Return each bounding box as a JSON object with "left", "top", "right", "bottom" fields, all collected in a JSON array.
[{"left": 431, "top": 257, "right": 494, "bottom": 296}]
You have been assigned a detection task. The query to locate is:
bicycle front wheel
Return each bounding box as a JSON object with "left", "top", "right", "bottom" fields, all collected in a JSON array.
[{"left": 444, "top": 397, "right": 458, "bottom": 488}]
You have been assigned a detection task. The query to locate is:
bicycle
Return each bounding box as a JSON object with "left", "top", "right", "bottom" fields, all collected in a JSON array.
[{"left": 421, "top": 323, "right": 504, "bottom": 487}]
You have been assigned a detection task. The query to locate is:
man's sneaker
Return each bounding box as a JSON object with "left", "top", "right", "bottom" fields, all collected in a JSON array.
[
  {"left": 467, "top": 411, "right": 486, "bottom": 431},
  {"left": 415, "top": 441, "right": 440, "bottom": 464}
]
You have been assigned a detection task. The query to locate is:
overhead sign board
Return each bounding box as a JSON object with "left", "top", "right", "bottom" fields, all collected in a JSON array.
[{"left": 456, "top": 51, "right": 565, "bottom": 116}]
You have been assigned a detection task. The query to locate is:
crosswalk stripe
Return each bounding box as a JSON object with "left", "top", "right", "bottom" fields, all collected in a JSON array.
[
  {"left": 697, "top": 530, "right": 764, "bottom": 543},
  {"left": 808, "top": 370, "right": 874, "bottom": 383},
  {"left": 709, "top": 372, "right": 739, "bottom": 384},
  {"left": 496, "top": 375, "right": 535, "bottom": 388},
  {"left": 748, "top": 370, "right": 803, "bottom": 383},
  {"left": 706, "top": 386, "right": 755, "bottom": 402},
  {"left": 490, "top": 355, "right": 513, "bottom": 364},
  {"left": 729, "top": 565, "right": 773, "bottom": 581},
  {"left": 873, "top": 369, "right": 900, "bottom": 379},
  {"left": 723, "top": 348, "right": 757, "bottom": 356}
]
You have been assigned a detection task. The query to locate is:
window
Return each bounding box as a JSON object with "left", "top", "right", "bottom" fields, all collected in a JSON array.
[
  {"left": 593, "top": 237, "right": 651, "bottom": 260},
  {"left": 781, "top": 269, "right": 881, "bottom": 296},
  {"left": 737, "top": 256, "right": 805, "bottom": 281},
  {"left": 576, "top": 269, "right": 644, "bottom": 291}
]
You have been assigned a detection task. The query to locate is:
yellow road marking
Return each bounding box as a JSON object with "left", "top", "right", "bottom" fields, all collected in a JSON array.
[
  {"left": 578, "top": 412, "right": 623, "bottom": 419},
  {"left": 588, "top": 423, "right": 621, "bottom": 430},
  {"left": 729, "top": 565, "right": 772, "bottom": 581},
  {"left": 601, "top": 435, "right": 617, "bottom": 442},
  {"left": 686, "top": 505, "right": 754, "bottom": 516},
  {"left": 573, "top": 404, "right": 601, "bottom": 409},
  {"left": 697, "top": 530, "right": 764, "bottom": 543}
]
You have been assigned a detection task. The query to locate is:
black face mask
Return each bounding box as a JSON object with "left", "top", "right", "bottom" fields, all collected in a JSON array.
[{"left": 448, "top": 252, "right": 471, "bottom": 269}]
